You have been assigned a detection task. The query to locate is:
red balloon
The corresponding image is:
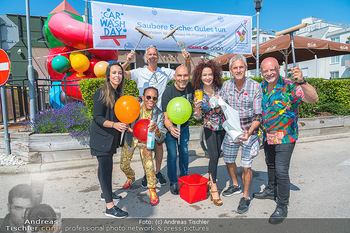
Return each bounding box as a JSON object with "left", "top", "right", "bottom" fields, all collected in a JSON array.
[
  {"left": 133, "top": 119, "right": 150, "bottom": 142},
  {"left": 87, "top": 58, "right": 100, "bottom": 74}
]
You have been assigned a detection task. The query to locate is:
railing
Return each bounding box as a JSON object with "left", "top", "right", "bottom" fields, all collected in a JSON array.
[{"left": 0, "top": 78, "right": 81, "bottom": 125}]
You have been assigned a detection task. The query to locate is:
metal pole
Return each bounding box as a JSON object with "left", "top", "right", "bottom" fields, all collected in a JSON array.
[
  {"left": 256, "top": 11, "right": 260, "bottom": 77},
  {"left": 25, "top": 0, "right": 36, "bottom": 128},
  {"left": 290, "top": 33, "right": 297, "bottom": 66},
  {"left": 284, "top": 53, "right": 288, "bottom": 77},
  {"left": 85, "top": 0, "right": 89, "bottom": 23},
  {"left": 315, "top": 55, "right": 318, "bottom": 78},
  {"left": 84, "top": 0, "right": 90, "bottom": 56},
  {"left": 1, "top": 86, "right": 11, "bottom": 155}
]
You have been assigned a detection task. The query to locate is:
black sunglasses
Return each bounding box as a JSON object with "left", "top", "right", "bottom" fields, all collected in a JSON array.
[{"left": 145, "top": 95, "right": 158, "bottom": 101}]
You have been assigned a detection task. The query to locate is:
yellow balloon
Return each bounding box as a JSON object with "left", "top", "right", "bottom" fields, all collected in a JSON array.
[
  {"left": 94, "top": 61, "right": 109, "bottom": 78},
  {"left": 71, "top": 54, "right": 90, "bottom": 74},
  {"left": 69, "top": 51, "right": 84, "bottom": 61}
]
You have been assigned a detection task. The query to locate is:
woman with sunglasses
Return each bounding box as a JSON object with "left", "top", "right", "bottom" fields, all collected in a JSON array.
[
  {"left": 192, "top": 60, "right": 225, "bottom": 206},
  {"left": 90, "top": 62, "right": 128, "bottom": 218},
  {"left": 120, "top": 86, "right": 166, "bottom": 206}
]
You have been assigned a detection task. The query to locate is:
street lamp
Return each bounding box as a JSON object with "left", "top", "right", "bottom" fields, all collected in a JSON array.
[{"left": 254, "top": 0, "right": 263, "bottom": 77}]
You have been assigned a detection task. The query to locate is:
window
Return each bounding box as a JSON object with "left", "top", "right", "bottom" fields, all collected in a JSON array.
[
  {"left": 301, "top": 68, "right": 308, "bottom": 77},
  {"left": 331, "top": 56, "right": 340, "bottom": 64},
  {"left": 331, "top": 37, "right": 340, "bottom": 42},
  {"left": 158, "top": 63, "right": 181, "bottom": 70},
  {"left": 262, "top": 37, "right": 267, "bottom": 42},
  {"left": 158, "top": 63, "right": 169, "bottom": 68},
  {"left": 330, "top": 37, "right": 340, "bottom": 64},
  {"left": 330, "top": 71, "right": 339, "bottom": 79},
  {"left": 170, "top": 63, "right": 181, "bottom": 70}
]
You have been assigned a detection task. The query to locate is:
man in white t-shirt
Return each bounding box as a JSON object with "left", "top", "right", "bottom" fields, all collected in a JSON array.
[{"left": 121, "top": 46, "right": 191, "bottom": 187}]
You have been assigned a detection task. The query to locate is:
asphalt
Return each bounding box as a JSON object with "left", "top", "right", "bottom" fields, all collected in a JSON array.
[
  {"left": 0, "top": 133, "right": 349, "bottom": 232},
  {"left": 0, "top": 132, "right": 349, "bottom": 174}
]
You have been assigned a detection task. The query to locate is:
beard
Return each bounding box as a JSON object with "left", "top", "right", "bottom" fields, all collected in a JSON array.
[{"left": 264, "top": 74, "right": 276, "bottom": 83}]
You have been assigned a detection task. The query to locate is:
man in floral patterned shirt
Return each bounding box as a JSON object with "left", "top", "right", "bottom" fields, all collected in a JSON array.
[{"left": 255, "top": 57, "right": 318, "bottom": 224}]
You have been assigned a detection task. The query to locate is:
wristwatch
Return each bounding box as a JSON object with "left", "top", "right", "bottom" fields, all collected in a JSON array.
[{"left": 298, "top": 77, "right": 307, "bottom": 85}]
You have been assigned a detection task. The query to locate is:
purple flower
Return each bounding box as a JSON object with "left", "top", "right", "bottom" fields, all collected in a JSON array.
[{"left": 25, "top": 102, "right": 92, "bottom": 137}]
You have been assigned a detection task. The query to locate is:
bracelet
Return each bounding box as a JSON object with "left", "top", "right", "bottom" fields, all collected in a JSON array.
[
  {"left": 298, "top": 77, "right": 307, "bottom": 85},
  {"left": 168, "top": 125, "right": 173, "bottom": 131},
  {"left": 111, "top": 122, "right": 115, "bottom": 128}
]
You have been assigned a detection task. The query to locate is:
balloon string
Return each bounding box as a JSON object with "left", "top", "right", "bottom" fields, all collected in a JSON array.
[
  {"left": 177, "top": 124, "right": 181, "bottom": 145},
  {"left": 30, "top": 48, "right": 102, "bottom": 60},
  {"left": 120, "top": 130, "right": 125, "bottom": 145}
]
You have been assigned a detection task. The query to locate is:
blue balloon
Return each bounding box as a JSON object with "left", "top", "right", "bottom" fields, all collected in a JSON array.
[{"left": 108, "top": 60, "right": 117, "bottom": 63}]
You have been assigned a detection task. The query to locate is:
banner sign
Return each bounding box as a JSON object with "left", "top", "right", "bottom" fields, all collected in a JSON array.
[{"left": 91, "top": 1, "right": 252, "bottom": 54}]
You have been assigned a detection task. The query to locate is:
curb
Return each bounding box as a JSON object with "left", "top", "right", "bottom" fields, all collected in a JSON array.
[{"left": 0, "top": 133, "right": 349, "bottom": 174}]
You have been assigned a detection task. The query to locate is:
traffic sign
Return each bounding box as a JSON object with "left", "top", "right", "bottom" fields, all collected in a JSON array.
[
  {"left": 0, "top": 49, "right": 10, "bottom": 86},
  {"left": 0, "top": 15, "right": 19, "bottom": 50}
]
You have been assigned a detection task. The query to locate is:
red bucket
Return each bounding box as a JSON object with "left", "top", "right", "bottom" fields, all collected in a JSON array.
[{"left": 178, "top": 174, "right": 208, "bottom": 204}]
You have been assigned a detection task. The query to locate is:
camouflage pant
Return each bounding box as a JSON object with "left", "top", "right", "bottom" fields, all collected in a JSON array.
[{"left": 120, "top": 142, "right": 157, "bottom": 189}]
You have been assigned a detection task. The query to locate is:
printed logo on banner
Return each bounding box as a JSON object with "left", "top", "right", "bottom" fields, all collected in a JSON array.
[
  {"left": 99, "top": 8, "right": 127, "bottom": 46},
  {"left": 178, "top": 42, "right": 186, "bottom": 49},
  {"left": 188, "top": 45, "right": 201, "bottom": 49},
  {"left": 235, "top": 20, "right": 248, "bottom": 45}
]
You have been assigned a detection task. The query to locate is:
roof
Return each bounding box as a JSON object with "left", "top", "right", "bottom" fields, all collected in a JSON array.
[{"left": 48, "top": 0, "right": 81, "bottom": 17}]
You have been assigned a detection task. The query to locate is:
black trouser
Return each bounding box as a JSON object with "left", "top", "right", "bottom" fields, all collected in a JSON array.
[
  {"left": 97, "top": 156, "right": 113, "bottom": 203},
  {"left": 204, "top": 128, "right": 226, "bottom": 184},
  {"left": 264, "top": 142, "right": 295, "bottom": 204}
]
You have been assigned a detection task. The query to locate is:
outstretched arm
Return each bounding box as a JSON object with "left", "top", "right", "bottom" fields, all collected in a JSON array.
[
  {"left": 181, "top": 49, "right": 191, "bottom": 73},
  {"left": 121, "top": 50, "right": 136, "bottom": 79}
]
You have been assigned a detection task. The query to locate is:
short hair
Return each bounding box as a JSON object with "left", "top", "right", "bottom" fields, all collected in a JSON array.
[
  {"left": 143, "top": 86, "right": 159, "bottom": 97},
  {"left": 8, "top": 184, "right": 32, "bottom": 205},
  {"left": 229, "top": 54, "right": 247, "bottom": 69},
  {"left": 143, "top": 45, "right": 160, "bottom": 64},
  {"left": 191, "top": 60, "right": 223, "bottom": 90}
]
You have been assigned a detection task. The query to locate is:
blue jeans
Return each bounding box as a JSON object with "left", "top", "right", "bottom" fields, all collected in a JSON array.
[{"left": 165, "top": 124, "right": 190, "bottom": 184}]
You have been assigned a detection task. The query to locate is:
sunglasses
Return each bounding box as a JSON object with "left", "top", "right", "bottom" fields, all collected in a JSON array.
[{"left": 145, "top": 95, "right": 158, "bottom": 101}]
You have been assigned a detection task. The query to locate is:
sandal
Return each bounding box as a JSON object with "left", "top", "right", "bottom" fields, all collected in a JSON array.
[
  {"left": 207, "top": 181, "right": 211, "bottom": 193},
  {"left": 122, "top": 177, "right": 135, "bottom": 189},
  {"left": 149, "top": 188, "right": 159, "bottom": 206},
  {"left": 210, "top": 189, "right": 223, "bottom": 206}
]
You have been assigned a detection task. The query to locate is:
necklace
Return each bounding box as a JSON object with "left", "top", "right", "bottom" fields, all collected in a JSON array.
[{"left": 203, "top": 86, "right": 214, "bottom": 96}]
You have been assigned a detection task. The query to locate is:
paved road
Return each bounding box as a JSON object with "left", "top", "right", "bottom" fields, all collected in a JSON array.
[{"left": 0, "top": 137, "right": 349, "bottom": 232}]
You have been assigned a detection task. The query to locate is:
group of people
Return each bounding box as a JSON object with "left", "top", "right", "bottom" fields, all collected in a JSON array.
[{"left": 89, "top": 45, "right": 319, "bottom": 224}]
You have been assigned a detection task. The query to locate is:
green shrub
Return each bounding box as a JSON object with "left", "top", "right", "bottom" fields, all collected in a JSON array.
[
  {"left": 79, "top": 76, "right": 350, "bottom": 124},
  {"left": 80, "top": 78, "right": 140, "bottom": 116},
  {"left": 304, "top": 78, "right": 350, "bottom": 117}
]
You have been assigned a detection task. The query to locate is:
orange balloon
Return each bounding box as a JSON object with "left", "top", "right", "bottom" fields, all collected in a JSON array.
[{"left": 114, "top": 95, "right": 141, "bottom": 124}]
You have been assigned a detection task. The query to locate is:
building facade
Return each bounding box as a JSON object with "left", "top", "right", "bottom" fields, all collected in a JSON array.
[{"left": 295, "top": 17, "right": 350, "bottom": 79}]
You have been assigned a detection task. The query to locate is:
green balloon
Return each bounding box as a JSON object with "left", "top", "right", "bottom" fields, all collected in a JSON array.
[
  {"left": 52, "top": 55, "right": 71, "bottom": 73},
  {"left": 166, "top": 97, "right": 192, "bottom": 125}
]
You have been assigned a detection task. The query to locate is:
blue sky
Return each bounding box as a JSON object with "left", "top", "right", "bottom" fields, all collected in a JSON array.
[{"left": 0, "top": 0, "right": 349, "bottom": 32}]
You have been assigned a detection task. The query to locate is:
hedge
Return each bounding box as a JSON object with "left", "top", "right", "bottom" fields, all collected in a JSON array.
[{"left": 79, "top": 77, "right": 350, "bottom": 124}]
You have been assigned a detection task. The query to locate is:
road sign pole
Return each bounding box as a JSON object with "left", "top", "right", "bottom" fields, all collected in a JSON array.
[
  {"left": 26, "top": 0, "right": 36, "bottom": 128},
  {"left": 0, "top": 48, "right": 11, "bottom": 156},
  {"left": 1, "top": 85, "right": 10, "bottom": 155}
]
